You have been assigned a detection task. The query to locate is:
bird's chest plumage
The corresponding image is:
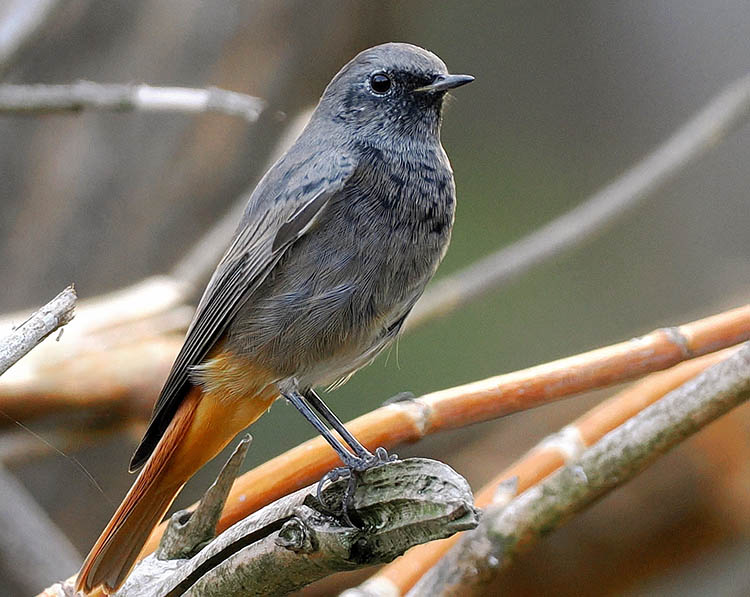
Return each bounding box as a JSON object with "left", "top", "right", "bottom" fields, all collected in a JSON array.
[{"left": 228, "top": 142, "right": 455, "bottom": 386}]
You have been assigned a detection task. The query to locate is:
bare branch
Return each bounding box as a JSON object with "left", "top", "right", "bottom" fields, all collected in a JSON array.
[
  {"left": 44, "top": 459, "right": 477, "bottom": 597},
  {"left": 406, "top": 73, "right": 750, "bottom": 330},
  {"left": 0, "top": 82, "right": 265, "bottom": 123},
  {"left": 0, "top": 285, "right": 76, "bottom": 376},
  {"left": 0, "top": 0, "right": 61, "bottom": 75},
  {"left": 411, "top": 342, "right": 750, "bottom": 596},
  {"left": 5, "top": 301, "right": 750, "bottom": 594}
]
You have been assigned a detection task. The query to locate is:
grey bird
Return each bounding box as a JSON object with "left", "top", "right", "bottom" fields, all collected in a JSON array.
[{"left": 77, "top": 42, "right": 473, "bottom": 594}]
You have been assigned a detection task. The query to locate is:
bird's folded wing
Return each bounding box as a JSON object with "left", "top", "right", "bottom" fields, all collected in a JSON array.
[{"left": 130, "top": 151, "right": 357, "bottom": 471}]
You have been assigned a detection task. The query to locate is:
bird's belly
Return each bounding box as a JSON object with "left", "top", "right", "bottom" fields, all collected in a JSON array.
[{"left": 228, "top": 251, "right": 435, "bottom": 388}]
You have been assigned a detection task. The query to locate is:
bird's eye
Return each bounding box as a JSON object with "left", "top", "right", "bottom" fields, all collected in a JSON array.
[{"left": 369, "top": 72, "right": 392, "bottom": 94}]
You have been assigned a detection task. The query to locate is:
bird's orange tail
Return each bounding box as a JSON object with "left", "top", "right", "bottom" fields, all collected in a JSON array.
[{"left": 76, "top": 381, "right": 276, "bottom": 594}]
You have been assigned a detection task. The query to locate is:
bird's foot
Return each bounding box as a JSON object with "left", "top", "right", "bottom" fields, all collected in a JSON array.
[{"left": 316, "top": 446, "right": 398, "bottom": 526}]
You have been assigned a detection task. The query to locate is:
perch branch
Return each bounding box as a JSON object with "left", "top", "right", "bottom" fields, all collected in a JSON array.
[
  {"left": 0, "top": 82, "right": 265, "bottom": 123},
  {"left": 0, "top": 285, "right": 76, "bottom": 376},
  {"left": 410, "top": 342, "right": 750, "bottom": 596},
  {"left": 405, "top": 72, "right": 750, "bottom": 331},
  {"left": 45, "top": 459, "right": 477, "bottom": 597},
  {"left": 368, "top": 347, "right": 735, "bottom": 595},
  {"left": 133, "top": 304, "right": 750, "bottom": 560}
]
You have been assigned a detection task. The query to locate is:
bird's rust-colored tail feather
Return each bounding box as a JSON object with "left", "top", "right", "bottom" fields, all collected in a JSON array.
[
  {"left": 75, "top": 387, "right": 201, "bottom": 594},
  {"left": 76, "top": 377, "right": 276, "bottom": 594}
]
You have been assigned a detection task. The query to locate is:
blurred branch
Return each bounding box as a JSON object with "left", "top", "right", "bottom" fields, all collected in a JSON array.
[
  {"left": 133, "top": 304, "right": 750, "bottom": 560},
  {"left": 0, "top": 81, "right": 265, "bottom": 122},
  {"left": 406, "top": 72, "right": 750, "bottom": 331},
  {"left": 0, "top": 286, "right": 80, "bottom": 592},
  {"left": 0, "top": 285, "right": 76, "bottom": 376},
  {"left": 0, "top": 0, "right": 61, "bottom": 76},
  {"left": 5, "top": 70, "right": 749, "bottom": 432},
  {"left": 0, "top": 464, "right": 81, "bottom": 594},
  {"left": 45, "top": 459, "right": 477, "bottom": 597},
  {"left": 410, "top": 342, "right": 750, "bottom": 596},
  {"left": 368, "top": 347, "right": 735, "bottom": 595}
]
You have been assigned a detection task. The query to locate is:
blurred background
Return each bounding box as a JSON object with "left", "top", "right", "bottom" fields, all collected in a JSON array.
[{"left": 1, "top": 1, "right": 749, "bottom": 595}]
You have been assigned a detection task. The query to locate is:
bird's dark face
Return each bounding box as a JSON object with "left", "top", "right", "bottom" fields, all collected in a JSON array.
[{"left": 317, "top": 43, "right": 473, "bottom": 142}]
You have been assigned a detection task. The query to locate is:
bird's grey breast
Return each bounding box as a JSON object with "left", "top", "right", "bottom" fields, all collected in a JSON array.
[{"left": 228, "top": 138, "right": 455, "bottom": 387}]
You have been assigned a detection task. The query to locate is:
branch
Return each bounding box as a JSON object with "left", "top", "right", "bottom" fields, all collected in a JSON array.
[
  {"left": 367, "top": 347, "right": 735, "bottom": 594},
  {"left": 0, "top": 285, "right": 76, "bottom": 376},
  {"left": 132, "top": 304, "right": 750, "bottom": 560},
  {"left": 409, "top": 342, "right": 750, "bottom": 596},
  {"left": 44, "top": 459, "right": 477, "bottom": 597},
  {"left": 405, "top": 72, "right": 750, "bottom": 331},
  {"left": 0, "top": 82, "right": 265, "bottom": 123},
  {"left": 0, "top": 0, "right": 61, "bottom": 75}
]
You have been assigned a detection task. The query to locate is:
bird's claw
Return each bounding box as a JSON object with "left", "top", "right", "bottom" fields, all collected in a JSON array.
[{"left": 316, "top": 446, "right": 399, "bottom": 524}]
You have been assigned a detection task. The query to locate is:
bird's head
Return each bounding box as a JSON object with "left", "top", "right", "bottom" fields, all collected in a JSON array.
[{"left": 315, "top": 42, "right": 474, "bottom": 142}]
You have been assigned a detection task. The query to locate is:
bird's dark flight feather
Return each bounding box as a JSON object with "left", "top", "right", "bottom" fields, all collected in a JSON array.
[{"left": 129, "top": 151, "right": 356, "bottom": 471}]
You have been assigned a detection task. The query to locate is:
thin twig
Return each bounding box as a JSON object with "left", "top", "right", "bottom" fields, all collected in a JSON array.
[
  {"left": 406, "top": 73, "right": 750, "bottom": 331},
  {"left": 0, "top": 418, "right": 139, "bottom": 466},
  {"left": 369, "top": 348, "right": 735, "bottom": 595},
  {"left": 0, "top": 82, "right": 265, "bottom": 123},
  {"left": 134, "top": 304, "right": 750, "bottom": 559},
  {"left": 0, "top": 464, "right": 81, "bottom": 593},
  {"left": 410, "top": 342, "right": 750, "bottom": 596},
  {"left": 0, "top": 0, "right": 61, "bottom": 75},
  {"left": 157, "top": 435, "right": 252, "bottom": 560},
  {"left": 0, "top": 285, "right": 76, "bottom": 376}
]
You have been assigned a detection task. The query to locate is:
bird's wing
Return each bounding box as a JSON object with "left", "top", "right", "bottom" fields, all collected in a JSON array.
[{"left": 130, "top": 151, "right": 357, "bottom": 471}]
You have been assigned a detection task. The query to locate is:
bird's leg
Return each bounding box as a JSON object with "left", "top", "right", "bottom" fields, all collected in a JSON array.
[
  {"left": 304, "top": 388, "right": 393, "bottom": 462},
  {"left": 281, "top": 386, "right": 397, "bottom": 524},
  {"left": 282, "top": 390, "right": 364, "bottom": 470}
]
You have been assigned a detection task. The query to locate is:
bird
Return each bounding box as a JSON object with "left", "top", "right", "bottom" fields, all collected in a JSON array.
[{"left": 76, "top": 42, "right": 473, "bottom": 594}]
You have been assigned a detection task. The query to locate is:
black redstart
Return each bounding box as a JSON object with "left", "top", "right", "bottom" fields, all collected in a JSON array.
[{"left": 77, "top": 42, "right": 473, "bottom": 594}]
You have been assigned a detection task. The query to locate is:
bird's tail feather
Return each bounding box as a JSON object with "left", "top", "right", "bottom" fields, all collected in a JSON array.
[
  {"left": 76, "top": 357, "right": 278, "bottom": 595},
  {"left": 75, "top": 386, "right": 203, "bottom": 594}
]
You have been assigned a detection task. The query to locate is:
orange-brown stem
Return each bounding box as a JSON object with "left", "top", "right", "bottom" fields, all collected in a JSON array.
[{"left": 373, "top": 348, "right": 733, "bottom": 594}]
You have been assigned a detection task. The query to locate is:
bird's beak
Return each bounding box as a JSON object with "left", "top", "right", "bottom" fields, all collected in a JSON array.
[{"left": 415, "top": 73, "right": 475, "bottom": 93}]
